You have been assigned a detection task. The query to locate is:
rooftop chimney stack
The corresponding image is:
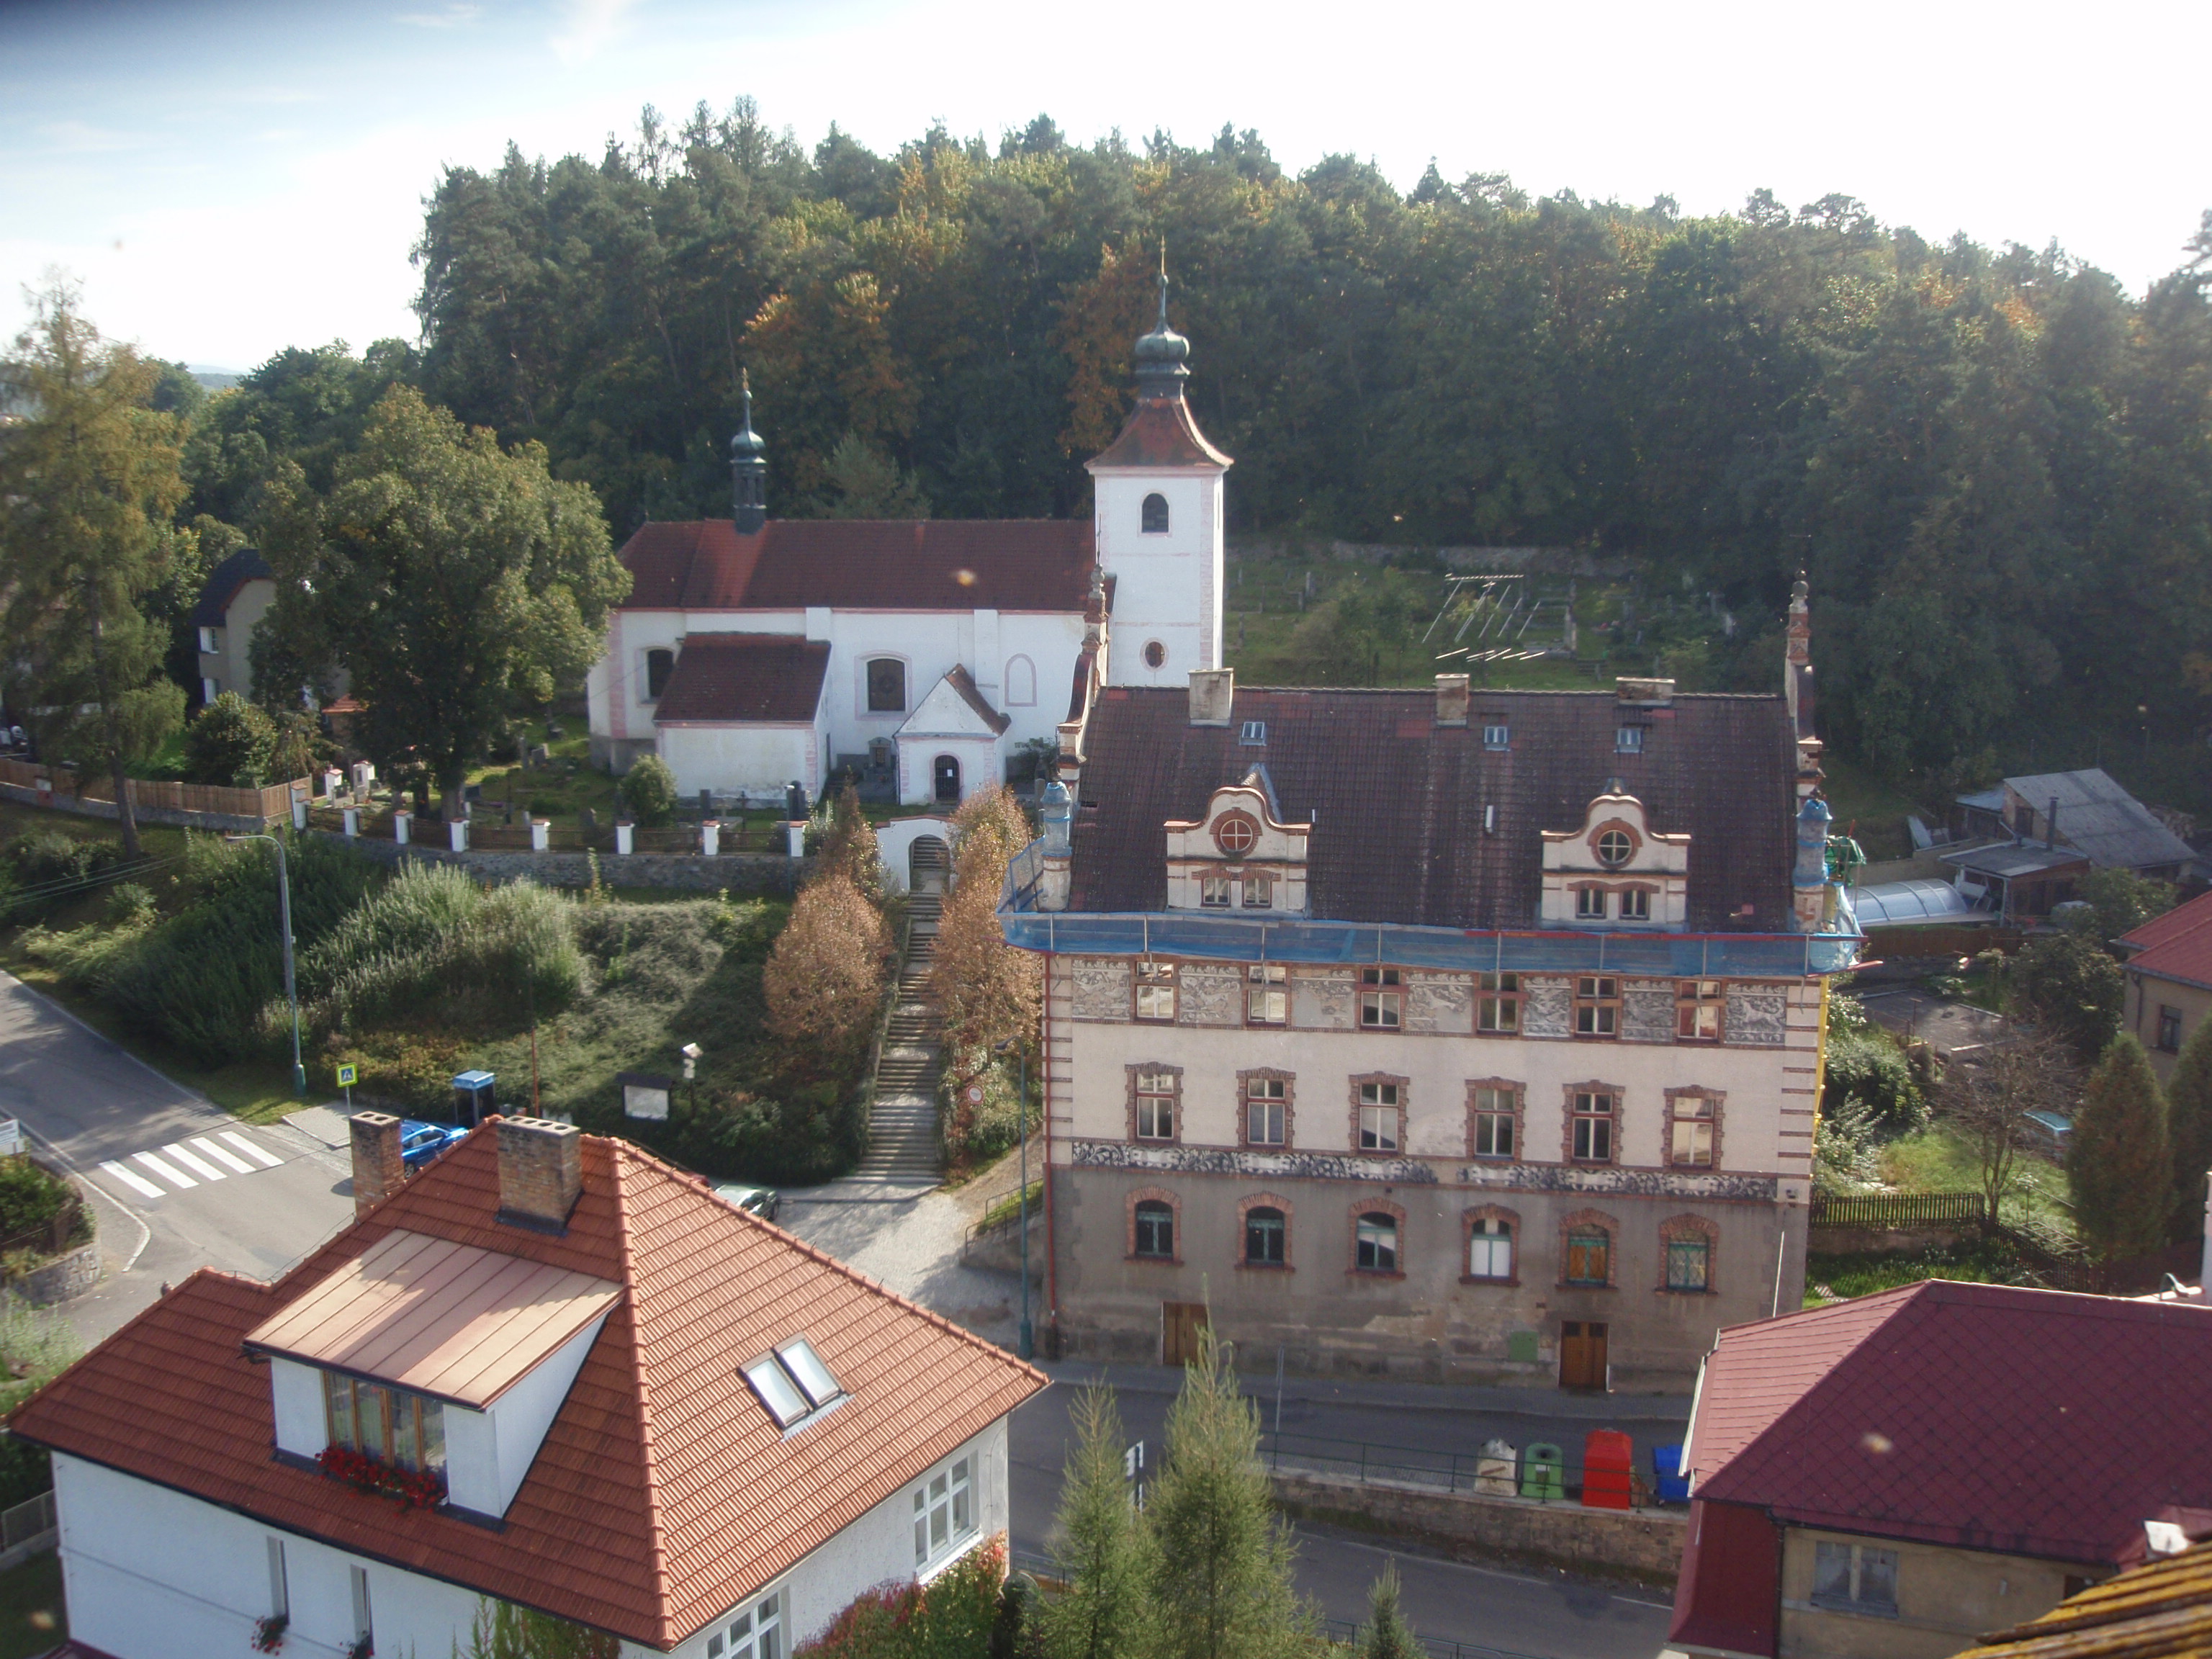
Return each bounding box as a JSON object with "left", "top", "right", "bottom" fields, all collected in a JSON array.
[
  {"left": 349, "top": 1112, "right": 405, "bottom": 1220},
  {"left": 498, "top": 1117, "right": 584, "bottom": 1233},
  {"left": 1434, "top": 674, "right": 1470, "bottom": 727},
  {"left": 1615, "top": 677, "right": 1676, "bottom": 706},
  {"left": 1188, "top": 667, "right": 1234, "bottom": 727}
]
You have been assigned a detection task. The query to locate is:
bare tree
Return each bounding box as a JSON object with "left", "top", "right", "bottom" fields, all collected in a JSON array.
[{"left": 1941, "top": 1031, "right": 2081, "bottom": 1223}]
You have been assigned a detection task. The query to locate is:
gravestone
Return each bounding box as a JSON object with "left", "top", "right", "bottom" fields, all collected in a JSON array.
[{"left": 580, "top": 806, "right": 596, "bottom": 838}]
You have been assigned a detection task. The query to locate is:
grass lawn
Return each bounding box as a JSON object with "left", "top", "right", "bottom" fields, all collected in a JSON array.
[
  {"left": 0, "top": 1553, "right": 64, "bottom": 1659},
  {"left": 1805, "top": 1235, "right": 2042, "bottom": 1306},
  {"left": 1879, "top": 1125, "right": 2074, "bottom": 1233}
]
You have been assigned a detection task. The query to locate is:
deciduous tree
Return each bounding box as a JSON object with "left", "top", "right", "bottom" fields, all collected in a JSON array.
[
  {"left": 762, "top": 872, "right": 891, "bottom": 1079},
  {"left": 2068, "top": 1034, "right": 2171, "bottom": 1263},
  {"left": 1942, "top": 1033, "right": 2079, "bottom": 1223},
  {"left": 184, "top": 691, "right": 278, "bottom": 788},
  {"left": 0, "top": 284, "right": 189, "bottom": 858}
]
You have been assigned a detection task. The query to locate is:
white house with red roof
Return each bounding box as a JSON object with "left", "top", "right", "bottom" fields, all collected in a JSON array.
[
  {"left": 11, "top": 1115, "right": 1044, "bottom": 1659},
  {"left": 1668, "top": 1280, "right": 2212, "bottom": 1659},
  {"left": 585, "top": 281, "right": 1231, "bottom": 809},
  {"left": 2119, "top": 887, "right": 2212, "bottom": 1085}
]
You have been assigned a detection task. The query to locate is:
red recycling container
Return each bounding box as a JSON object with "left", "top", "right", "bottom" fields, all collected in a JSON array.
[{"left": 1582, "top": 1429, "right": 1633, "bottom": 1509}]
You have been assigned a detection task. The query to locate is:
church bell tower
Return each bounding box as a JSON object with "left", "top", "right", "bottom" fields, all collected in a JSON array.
[
  {"left": 1086, "top": 256, "right": 1233, "bottom": 688},
  {"left": 731, "top": 369, "right": 768, "bottom": 534}
]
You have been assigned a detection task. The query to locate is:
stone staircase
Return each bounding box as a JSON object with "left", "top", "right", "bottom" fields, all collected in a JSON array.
[{"left": 854, "top": 853, "right": 948, "bottom": 1183}]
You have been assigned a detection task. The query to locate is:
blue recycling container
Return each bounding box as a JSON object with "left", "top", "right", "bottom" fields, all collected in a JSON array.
[{"left": 1653, "top": 1443, "right": 1690, "bottom": 1505}]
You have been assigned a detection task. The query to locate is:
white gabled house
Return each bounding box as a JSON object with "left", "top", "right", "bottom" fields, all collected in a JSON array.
[{"left": 13, "top": 1115, "right": 1043, "bottom": 1658}]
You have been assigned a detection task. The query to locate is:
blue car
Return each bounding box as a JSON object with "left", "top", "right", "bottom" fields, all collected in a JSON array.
[{"left": 400, "top": 1120, "right": 465, "bottom": 1171}]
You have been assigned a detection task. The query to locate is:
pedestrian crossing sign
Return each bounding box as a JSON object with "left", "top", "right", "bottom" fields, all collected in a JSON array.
[{"left": 336, "top": 1064, "right": 358, "bottom": 1088}]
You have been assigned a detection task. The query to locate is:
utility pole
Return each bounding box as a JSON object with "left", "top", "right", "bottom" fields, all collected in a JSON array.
[{"left": 226, "top": 833, "right": 304, "bottom": 1096}]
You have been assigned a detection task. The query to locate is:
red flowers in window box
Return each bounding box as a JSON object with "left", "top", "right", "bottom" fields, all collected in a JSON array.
[
  {"left": 313, "top": 1444, "right": 446, "bottom": 1511},
  {"left": 251, "top": 1613, "right": 289, "bottom": 1653}
]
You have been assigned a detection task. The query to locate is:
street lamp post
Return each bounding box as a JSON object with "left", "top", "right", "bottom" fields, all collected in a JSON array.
[{"left": 227, "top": 832, "right": 305, "bottom": 1097}]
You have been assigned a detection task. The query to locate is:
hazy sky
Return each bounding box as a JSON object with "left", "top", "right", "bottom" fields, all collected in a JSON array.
[{"left": 4, "top": 0, "right": 2208, "bottom": 371}]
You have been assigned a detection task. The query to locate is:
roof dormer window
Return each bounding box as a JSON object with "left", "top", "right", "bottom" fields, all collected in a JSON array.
[
  {"left": 1239, "top": 720, "right": 1267, "bottom": 746},
  {"left": 743, "top": 1337, "right": 845, "bottom": 1431},
  {"left": 324, "top": 1371, "right": 445, "bottom": 1478},
  {"left": 1617, "top": 724, "right": 1645, "bottom": 755}
]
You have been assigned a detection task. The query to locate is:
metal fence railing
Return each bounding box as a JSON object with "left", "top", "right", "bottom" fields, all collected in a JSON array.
[
  {"left": 1809, "top": 1191, "right": 1987, "bottom": 1229},
  {"left": 1259, "top": 1429, "right": 1641, "bottom": 1506},
  {"left": 1, "top": 1491, "right": 55, "bottom": 1551}
]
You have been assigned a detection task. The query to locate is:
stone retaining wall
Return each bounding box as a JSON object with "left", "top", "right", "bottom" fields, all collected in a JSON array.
[
  {"left": 313, "top": 831, "right": 804, "bottom": 895},
  {"left": 1269, "top": 1468, "right": 1686, "bottom": 1586},
  {"left": 11, "top": 1239, "right": 101, "bottom": 1307}
]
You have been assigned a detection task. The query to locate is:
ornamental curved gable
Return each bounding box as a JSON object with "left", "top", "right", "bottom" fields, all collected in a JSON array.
[
  {"left": 1163, "top": 770, "right": 1311, "bottom": 914},
  {"left": 1539, "top": 788, "right": 1691, "bottom": 928}
]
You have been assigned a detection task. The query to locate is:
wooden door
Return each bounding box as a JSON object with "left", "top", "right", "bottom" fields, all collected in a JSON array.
[
  {"left": 1560, "top": 1321, "right": 1609, "bottom": 1390},
  {"left": 1161, "top": 1302, "right": 1210, "bottom": 1367}
]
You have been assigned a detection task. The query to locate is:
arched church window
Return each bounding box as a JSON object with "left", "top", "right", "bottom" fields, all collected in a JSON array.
[
  {"left": 866, "top": 657, "right": 907, "bottom": 713},
  {"left": 1005, "top": 655, "right": 1036, "bottom": 706},
  {"left": 1141, "top": 493, "right": 1169, "bottom": 534}
]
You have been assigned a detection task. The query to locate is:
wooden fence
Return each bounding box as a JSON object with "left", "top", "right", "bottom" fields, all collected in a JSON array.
[
  {"left": 0, "top": 757, "right": 302, "bottom": 822},
  {"left": 1809, "top": 1191, "right": 1989, "bottom": 1230}
]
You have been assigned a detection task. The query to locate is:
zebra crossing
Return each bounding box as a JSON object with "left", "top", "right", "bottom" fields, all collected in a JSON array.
[{"left": 97, "top": 1129, "right": 288, "bottom": 1200}]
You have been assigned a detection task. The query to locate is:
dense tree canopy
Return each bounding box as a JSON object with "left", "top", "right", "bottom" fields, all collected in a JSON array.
[{"left": 392, "top": 104, "right": 2212, "bottom": 782}]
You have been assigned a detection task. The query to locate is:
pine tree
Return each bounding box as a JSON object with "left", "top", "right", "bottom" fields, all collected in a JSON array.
[
  {"left": 1039, "top": 1385, "right": 1154, "bottom": 1659},
  {"left": 2068, "top": 1035, "right": 2172, "bottom": 1262},
  {"left": 1357, "top": 1563, "right": 1419, "bottom": 1659},
  {"left": 1148, "top": 1325, "right": 1305, "bottom": 1659},
  {"left": 2166, "top": 1017, "right": 2212, "bottom": 1241}
]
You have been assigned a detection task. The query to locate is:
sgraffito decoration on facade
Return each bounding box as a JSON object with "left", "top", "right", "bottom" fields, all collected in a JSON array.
[
  {"left": 1457, "top": 1164, "right": 1777, "bottom": 1202},
  {"left": 1406, "top": 971, "right": 1474, "bottom": 1033},
  {"left": 1070, "top": 1139, "right": 1442, "bottom": 1185},
  {"left": 1521, "top": 976, "right": 1571, "bottom": 1037},
  {"left": 1291, "top": 968, "right": 1355, "bottom": 1029},
  {"left": 1622, "top": 982, "right": 1675, "bottom": 1043},
  {"left": 1177, "top": 963, "right": 1242, "bottom": 1026},
  {"left": 1724, "top": 986, "right": 1789, "bottom": 1046},
  {"left": 1072, "top": 957, "right": 1133, "bottom": 1021}
]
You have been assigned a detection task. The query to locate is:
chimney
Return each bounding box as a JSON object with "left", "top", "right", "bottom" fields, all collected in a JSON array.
[
  {"left": 1188, "top": 668, "right": 1234, "bottom": 727},
  {"left": 349, "top": 1112, "right": 405, "bottom": 1220},
  {"left": 1434, "top": 674, "right": 1470, "bottom": 727},
  {"left": 2046, "top": 796, "right": 2059, "bottom": 852},
  {"left": 1616, "top": 676, "right": 1675, "bottom": 706},
  {"left": 498, "top": 1117, "right": 584, "bottom": 1233}
]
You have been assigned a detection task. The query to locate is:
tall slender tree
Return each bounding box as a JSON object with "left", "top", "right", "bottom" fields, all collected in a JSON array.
[
  {"left": 0, "top": 284, "right": 188, "bottom": 857},
  {"left": 1040, "top": 1385, "right": 1154, "bottom": 1659},
  {"left": 2165, "top": 1017, "right": 2212, "bottom": 1242},
  {"left": 2068, "top": 1035, "right": 2172, "bottom": 1264},
  {"left": 1357, "top": 1563, "right": 1420, "bottom": 1659},
  {"left": 1148, "top": 1325, "right": 1307, "bottom": 1659}
]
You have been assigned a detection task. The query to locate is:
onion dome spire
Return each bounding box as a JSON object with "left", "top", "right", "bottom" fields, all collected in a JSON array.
[
  {"left": 730, "top": 368, "right": 768, "bottom": 533},
  {"left": 1132, "top": 243, "right": 1190, "bottom": 400}
]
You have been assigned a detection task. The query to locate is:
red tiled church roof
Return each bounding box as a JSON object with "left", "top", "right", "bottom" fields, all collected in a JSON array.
[
  {"left": 1067, "top": 685, "right": 1796, "bottom": 929},
  {"left": 617, "top": 518, "right": 1094, "bottom": 615},
  {"left": 655, "top": 635, "right": 830, "bottom": 724},
  {"left": 1087, "top": 395, "right": 1233, "bottom": 470},
  {"left": 2121, "top": 889, "right": 2212, "bottom": 992},
  {"left": 9, "top": 1128, "right": 1044, "bottom": 1649},
  {"left": 1686, "top": 1280, "right": 2212, "bottom": 1565}
]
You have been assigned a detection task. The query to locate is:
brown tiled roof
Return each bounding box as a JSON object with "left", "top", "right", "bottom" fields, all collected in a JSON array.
[
  {"left": 1087, "top": 395, "right": 1233, "bottom": 470},
  {"left": 1066, "top": 685, "right": 1794, "bottom": 929},
  {"left": 1955, "top": 1539, "right": 2212, "bottom": 1658},
  {"left": 655, "top": 634, "right": 830, "bottom": 724},
  {"left": 2120, "top": 889, "right": 2212, "bottom": 992},
  {"left": 616, "top": 519, "right": 1094, "bottom": 614},
  {"left": 943, "top": 665, "right": 1012, "bottom": 734},
  {"left": 1686, "top": 1281, "right": 2212, "bottom": 1565},
  {"left": 10, "top": 1128, "right": 1044, "bottom": 1648}
]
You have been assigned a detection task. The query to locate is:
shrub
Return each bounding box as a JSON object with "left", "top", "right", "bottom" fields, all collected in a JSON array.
[
  {"left": 616, "top": 755, "right": 679, "bottom": 826},
  {"left": 817, "top": 782, "right": 883, "bottom": 899},
  {"left": 105, "top": 882, "right": 157, "bottom": 927},
  {"left": 0, "top": 1158, "right": 73, "bottom": 1240},
  {"left": 1813, "top": 1096, "right": 1881, "bottom": 1195},
  {"left": 1822, "top": 1028, "right": 1928, "bottom": 1135},
  {"left": 798, "top": 1540, "right": 1005, "bottom": 1659},
  {"left": 2012, "top": 931, "right": 2125, "bottom": 1058},
  {"left": 4, "top": 830, "right": 125, "bottom": 920},
  {"left": 0, "top": 1302, "right": 77, "bottom": 1506},
  {"left": 183, "top": 691, "right": 278, "bottom": 788}
]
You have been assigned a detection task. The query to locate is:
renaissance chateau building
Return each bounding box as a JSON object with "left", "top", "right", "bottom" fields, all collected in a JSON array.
[{"left": 589, "top": 274, "right": 1861, "bottom": 1388}]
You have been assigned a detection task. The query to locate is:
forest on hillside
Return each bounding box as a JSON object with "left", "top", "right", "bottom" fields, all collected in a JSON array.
[{"left": 176, "top": 101, "right": 2212, "bottom": 796}]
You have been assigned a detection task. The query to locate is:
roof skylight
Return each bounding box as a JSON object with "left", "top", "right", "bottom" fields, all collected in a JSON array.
[{"left": 743, "top": 1337, "right": 845, "bottom": 1429}]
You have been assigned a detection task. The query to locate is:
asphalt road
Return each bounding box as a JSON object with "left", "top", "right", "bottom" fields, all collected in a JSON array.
[
  {"left": 1010, "top": 1365, "right": 1685, "bottom": 1659},
  {"left": 0, "top": 968, "right": 355, "bottom": 1344}
]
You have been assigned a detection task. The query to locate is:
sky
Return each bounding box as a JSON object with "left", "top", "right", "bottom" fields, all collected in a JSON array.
[{"left": 1, "top": 0, "right": 2208, "bottom": 372}]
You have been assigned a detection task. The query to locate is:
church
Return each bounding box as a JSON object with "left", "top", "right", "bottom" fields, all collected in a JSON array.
[{"left": 584, "top": 279, "right": 1231, "bottom": 806}]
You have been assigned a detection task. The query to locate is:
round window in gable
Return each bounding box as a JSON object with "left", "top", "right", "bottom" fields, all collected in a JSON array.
[
  {"left": 1215, "top": 812, "right": 1259, "bottom": 855},
  {"left": 1596, "top": 827, "right": 1635, "bottom": 867},
  {"left": 1143, "top": 640, "right": 1167, "bottom": 670}
]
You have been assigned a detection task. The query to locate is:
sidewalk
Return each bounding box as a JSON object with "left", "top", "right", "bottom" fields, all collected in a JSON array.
[{"left": 1040, "top": 1359, "right": 1692, "bottom": 1423}]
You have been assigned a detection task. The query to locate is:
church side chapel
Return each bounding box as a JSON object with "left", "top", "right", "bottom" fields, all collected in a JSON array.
[{"left": 585, "top": 266, "right": 1228, "bottom": 810}]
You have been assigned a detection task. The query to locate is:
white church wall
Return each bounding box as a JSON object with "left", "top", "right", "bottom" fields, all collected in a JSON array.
[
  {"left": 660, "top": 724, "right": 822, "bottom": 801},
  {"left": 1094, "top": 471, "right": 1223, "bottom": 687}
]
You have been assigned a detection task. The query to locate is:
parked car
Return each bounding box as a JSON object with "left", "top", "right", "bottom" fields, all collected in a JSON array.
[
  {"left": 400, "top": 1120, "right": 466, "bottom": 1171},
  {"left": 715, "top": 1184, "right": 781, "bottom": 1223}
]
